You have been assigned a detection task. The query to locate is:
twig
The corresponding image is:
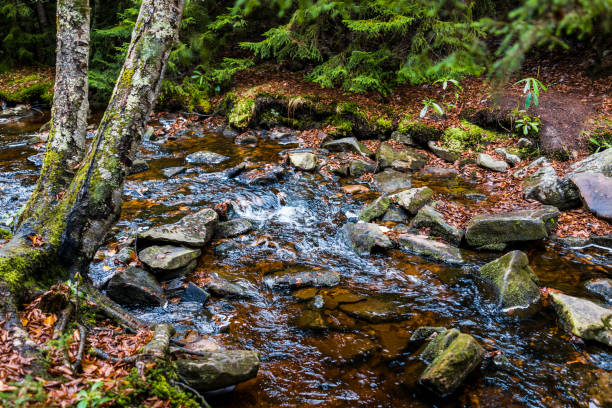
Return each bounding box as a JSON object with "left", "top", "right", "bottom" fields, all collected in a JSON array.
[
  {"left": 172, "top": 378, "right": 212, "bottom": 408},
  {"left": 89, "top": 347, "right": 138, "bottom": 363},
  {"left": 53, "top": 303, "right": 74, "bottom": 336},
  {"left": 72, "top": 323, "right": 87, "bottom": 373}
]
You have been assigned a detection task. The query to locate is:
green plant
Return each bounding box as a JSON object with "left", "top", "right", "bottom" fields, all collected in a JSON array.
[
  {"left": 515, "top": 77, "right": 547, "bottom": 109},
  {"left": 589, "top": 135, "right": 612, "bottom": 153},
  {"left": 420, "top": 98, "right": 443, "bottom": 118},
  {"left": 75, "top": 382, "right": 112, "bottom": 408},
  {"left": 513, "top": 109, "right": 540, "bottom": 136},
  {"left": 0, "top": 376, "right": 46, "bottom": 407}
]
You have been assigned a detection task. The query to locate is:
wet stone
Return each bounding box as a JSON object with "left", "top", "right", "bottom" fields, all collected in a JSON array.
[
  {"left": 139, "top": 208, "right": 218, "bottom": 247},
  {"left": 410, "top": 205, "right": 464, "bottom": 245},
  {"left": 397, "top": 233, "right": 463, "bottom": 265},
  {"left": 264, "top": 270, "right": 340, "bottom": 290},
  {"left": 409, "top": 326, "right": 447, "bottom": 345},
  {"left": 372, "top": 169, "right": 412, "bottom": 193},
  {"left": 175, "top": 350, "right": 260, "bottom": 392},
  {"left": 349, "top": 158, "right": 376, "bottom": 177},
  {"left": 344, "top": 222, "right": 393, "bottom": 255},
  {"left": 289, "top": 152, "right": 317, "bottom": 171},
  {"left": 186, "top": 150, "right": 229, "bottom": 165},
  {"left": 314, "top": 333, "right": 378, "bottom": 363},
  {"left": 204, "top": 273, "right": 249, "bottom": 298},
  {"left": 115, "top": 247, "right": 135, "bottom": 264},
  {"left": 215, "top": 240, "right": 239, "bottom": 256},
  {"left": 105, "top": 266, "right": 165, "bottom": 306},
  {"left": 292, "top": 287, "right": 318, "bottom": 302},
  {"left": 222, "top": 127, "right": 239, "bottom": 138},
  {"left": 393, "top": 187, "right": 434, "bottom": 215},
  {"left": 550, "top": 292, "right": 612, "bottom": 347},
  {"left": 571, "top": 172, "right": 612, "bottom": 221},
  {"left": 215, "top": 218, "right": 252, "bottom": 238},
  {"left": 139, "top": 245, "right": 201, "bottom": 272},
  {"left": 181, "top": 282, "right": 210, "bottom": 304},
  {"left": 129, "top": 159, "right": 150, "bottom": 175},
  {"left": 342, "top": 184, "right": 370, "bottom": 194},
  {"left": 295, "top": 309, "right": 327, "bottom": 330},
  {"left": 319, "top": 287, "right": 366, "bottom": 309},
  {"left": 235, "top": 131, "right": 258, "bottom": 145},
  {"left": 476, "top": 153, "right": 508, "bottom": 172},
  {"left": 376, "top": 142, "right": 428, "bottom": 170},
  {"left": 358, "top": 196, "right": 391, "bottom": 222},
  {"left": 239, "top": 164, "right": 284, "bottom": 185},
  {"left": 322, "top": 137, "right": 373, "bottom": 157},
  {"left": 382, "top": 206, "right": 410, "bottom": 223},
  {"left": 162, "top": 166, "right": 186, "bottom": 178},
  {"left": 584, "top": 278, "right": 612, "bottom": 304},
  {"left": 338, "top": 296, "right": 411, "bottom": 323}
]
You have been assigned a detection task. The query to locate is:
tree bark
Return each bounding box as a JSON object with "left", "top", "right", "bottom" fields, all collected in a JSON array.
[{"left": 35, "top": 1, "right": 49, "bottom": 30}]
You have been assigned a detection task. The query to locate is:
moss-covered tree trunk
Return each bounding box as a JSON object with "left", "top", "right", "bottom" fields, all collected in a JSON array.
[{"left": 0, "top": 0, "right": 185, "bottom": 369}]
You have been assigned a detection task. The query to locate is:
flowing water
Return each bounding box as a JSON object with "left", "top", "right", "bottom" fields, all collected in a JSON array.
[{"left": 1, "top": 111, "right": 611, "bottom": 407}]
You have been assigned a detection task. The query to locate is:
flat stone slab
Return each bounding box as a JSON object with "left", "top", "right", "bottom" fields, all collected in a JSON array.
[
  {"left": 186, "top": 150, "right": 229, "bottom": 165},
  {"left": 397, "top": 233, "right": 463, "bottom": 265},
  {"left": 106, "top": 266, "right": 165, "bottom": 306},
  {"left": 372, "top": 169, "right": 412, "bottom": 193},
  {"left": 550, "top": 292, "right": 612, "bottom": 347},
  {"left": 571, "top": 172, "right": 612, "bottom": 221},
  {"left": 139, "top": 208, "right": 218, "bottom": 247},
  {"left": 477, "top": 153, "right": 508, "bottom": 172},
  {"left": 338, "top": 296, "right": 411, "bottom": 323},
  {"left": 139, "top": 245, "right": 201, "bottom": 271},
  {"left": 264, "top": 270, "right": 340, "bottom": 290},
  {"left": 323, "top": 137, "right": 373, "bottom": 157}
]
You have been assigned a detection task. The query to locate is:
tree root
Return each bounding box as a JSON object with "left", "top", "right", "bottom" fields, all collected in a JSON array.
[
  {"left": 171, "top": 377, "right": 212, "bottom": 408},
  {"left": 140, "top": 323, "right": 174, "bottom": 362},
  {"left": 89, "top": 348, "right": 139, "bottom": 364},
  {"left": 72, "top": 323, "right": 87, "bottom": 373},
  {"left": 82, "top": 283, "right": 144, "bottom": 332},
  {"left": 53, "top": 303, "right": 74, "bottom": 337}
]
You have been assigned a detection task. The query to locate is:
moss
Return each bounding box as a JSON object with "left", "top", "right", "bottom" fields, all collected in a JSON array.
[
  {"left": 0, "top": 227, "right": 12, "bottom": 240},
  {"left": 441, "top": 120, "right": 506, "bottom": 153},
  {"left": 397, "top": 115, "right": 442, "bottom": 144},
  {"left": 375, "top": 116, "right": 393, "bottom": 132},
  {"left": 228, "top": 95, "right": 256, "bottom": 130},
  {"left": 0, "top": 81, "right": 54, "bottom": 104}
]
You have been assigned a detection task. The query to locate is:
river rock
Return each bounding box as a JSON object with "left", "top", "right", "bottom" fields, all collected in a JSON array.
[
  {"left": 264, "top": 270, "right": 340, "bottom": 290},
  {"left": 428, "top": 141, "right": 459, "bottom": 162},
  {"left": 419, "top": 166, "right": 459, "bottom": 178},
  {"left": 476, "top": 153, "right": 508, "bottom": 172},
  {"left": 338, "top": 296, "right": 411, "bottom": 323},
  {"left": 129, "top": 159, "right": 150, "bottom": 175},
  {"left": 239, "top": 164, "right": 284, "bottom": 185},
  {"left": 162, "top": 166, "right": 186, "bottom": 178},
  {"left": 344, "top": 222, "right": 393, "bottom": 255},
  {"left": 381, "top": 206, "right": 410, "bottom": 223},
  {"left": 393, "top": 187, "right": 434, "bottom": 214},
  {"left": 409, "top": 326, "right": 447, "bottom": 345},
  {"left": 222, "top": 127, "right": 239, "bottom": 138},
  {"left": 349, "top": 158, "right": 376, "bottom": 177},
  {"left": 139, "top": 208, "right": 218, "bottom": 247},
  {"left": 571, "top": 172, "right": 612, "bottom": 221},
  {"left": 234, "top": 131, "right": 258, "bottom": 145},
  {"left": 204, "top": 273, "right": 250, "bottom": 298},
  {"left": 549, "top": 292, "right": 612, "bottom": 347},
  {"left": 465, "top": 206, "right": 560, "bottom": 248},
  {"left": 567, "top": 147, "right": 612, "bottom": 178},
  {"left": 105, "top": 266, "right": 164, "bottom": 305},
  {"left": 358, "top": 196, "right": 391, "bottom": 222},
  {"left": 175, "top": 350, "right": 260, "bottom": 392},
  {"left": 323, "top": 137, "right": 373, "bottom": 157},
  {"left": 186, "top": 150, "right": 229, "bottom": 165},
  {"left": 139, "top": 245, "right": 201, "bottom": 272},
  {"left": 289, "top": 152, "right": 317, "bottom": 171},
  {"left": 215, "top": 218, "right": 252, "bottom": 238},
  {"left": 376, "top": 142, "right": 428, "bottom": 170},
  {"left": 342, "top": 184, "right": 369, "bottom": 194},
  {"left": 397, "top": 233, "right": 463, "bottom": 264},
  {"left": 479, "top": 251, "right": 540, "bottom": 315},
  {"left": 410, "top": 205, "right": 463, "bottom": 245},
  {"left": 419, "top": 329, "right": 485, "bottom": 396},
  {"left": 295, "top": 309, "right": 327, "bottom": 330},
  {"left": 372, "top": 169, "right": 412, "bottom": 193},
  {"left": 116, "top": 247, "right": 135, "bottom": 264},
  {"left": 523, "top": 165, "right": 580, "bottom": 209},
  {"left": 314, "top": 332, "right": 378, "bottom": 363},
  {"left": 391, "top": 130, "right": 416, "bottom": 146},
  {"left": 181, "top": 282, "right": 210, "bottom": 304},
  {"left": 584, "top": 278, "right": 612, "bottom": 304},
  {"left": 494, "top": 147, "right": 521, "bottom": 165}
]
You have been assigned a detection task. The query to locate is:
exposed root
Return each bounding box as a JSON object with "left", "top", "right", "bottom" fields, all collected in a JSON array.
[
  {"left": 172, "top": 377, "right": 212, "bottom": 408},
  {"left": 72, "top": 323, "right": 86, "bottom": 373},
  {"left": 140, "top": 323, "right": 174, "bottom": 362},
  {"left": 53, "top": 303, "right": 74, "bottom": 337},
  {"left": 89, "top": 347, "right": 139, "bottom": 363},
  {"left": 82, "top": 283, "right": 144, "bottom": 332}
]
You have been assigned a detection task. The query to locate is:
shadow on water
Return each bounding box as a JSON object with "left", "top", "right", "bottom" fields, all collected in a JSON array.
[{"left": 1, "top": 112, "right": 611, "bottom": 407}]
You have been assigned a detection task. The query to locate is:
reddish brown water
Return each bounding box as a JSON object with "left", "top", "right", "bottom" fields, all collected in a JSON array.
[{"left": 1, "top": 111, "right": 610, "bottom": 407}]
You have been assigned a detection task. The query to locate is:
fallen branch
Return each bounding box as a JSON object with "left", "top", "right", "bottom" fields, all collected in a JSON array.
[
  {"left": 89, "top": 348, "right": 139, "bottom": 363},
  {"left": 53, "top": 303, "right": 74, "bottom": 337},
  {"left": 72, "top": 323, "right": 87, "bottom": 373}
]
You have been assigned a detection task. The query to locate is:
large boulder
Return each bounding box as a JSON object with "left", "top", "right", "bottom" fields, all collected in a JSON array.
[
  {"left": 358, "top": 196, "right": 391, "bottom": 222},
  {"left": 264, "top": 270, "right": 340, "bottom": 290},
  {"left": 323, "top": 137, "right": 373, "bottom": 157},
  {"left": 175, "top": 350, "right": 260, "bottom": 392},
  {"left": 566, "top": 148, "right": 612, "bottom": 178},
  {"left": 479, "top": 251, "right": 540, "bottom": 316},
  {"left": 410, "top": 205, "right": 463, "bottom": 245},
  {"left": 344, "top": 222, "right": 393, "bottom": 255},
  {"left": 393, "top": 187, "right": 434, "bottom": 214},
  {"left": 372, "top": 169, "right": 412, "bottom": 193},
  {"left": 376, "top": 142, "right": 428, "bottom": 170},
  {"left": 570, "top": 172, "right": 612, "bottom": 221},
  {"left": 465, "top": 206, "right": 560, "bottom": 248},
  {"left": 397, "top": 233, "right": 463, "bottom": 265},
  {"left": 289, "top": 152, "right": 317, "bottom": 171},
  {"left": 523, "top": 165, "right": 580, "bottom": 209},
  {"left": 186, "top": 150, "right": 229, "bottom": 165},
  {"left": 476, "top": 153, "right": 508, "bottom": 172},
  {"left": 418, "top": 329, "right": 485, "bottom": 396},
  {"left": 105, "top": 267, "right": 165, "bottom": 306},
  {"left": 549, "top": 292, "right": 612, "bottom": 347},
  {"left": 138, "top": 208, "right": 218, "bottom": 247}
]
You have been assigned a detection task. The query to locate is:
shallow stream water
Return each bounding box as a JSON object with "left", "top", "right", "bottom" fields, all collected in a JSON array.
[{"left": 1, "top": 111, "right": 611, "bottom": 407}]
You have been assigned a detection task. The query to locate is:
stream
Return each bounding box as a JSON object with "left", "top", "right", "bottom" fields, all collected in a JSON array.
[{"left": 1, "top": 110, "right": 611, "bottom": 407}]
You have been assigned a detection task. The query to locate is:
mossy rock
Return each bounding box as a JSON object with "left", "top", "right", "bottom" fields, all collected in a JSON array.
[
  {"left": 359, "top": 196, "right": 392, "bottom": 222},
  {"left": 228, "top": 95, "right": 256, "bottom": 130},
  {"left": 0, "top": 79, "right": 53, "bottom": 104},
  {"left": 0, "top": 227, "right": 12, "bottom": 240},
  {"left": 376, "top": 142, "right": 428, "bottom": 170},
  {"left": 441, "top": 120, "right": 505, "bottom": 154},
  {"left": 397, "top": 115, "right": 442, "bottom": 146}
]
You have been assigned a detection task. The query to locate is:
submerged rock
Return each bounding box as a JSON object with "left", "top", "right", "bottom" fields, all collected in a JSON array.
[
  {"left": 479, "top": 251, "right": 540, "bottom": 316},
  {"left": 181, "top": 282, "right": 210, "bottom": 304},
  {"left": 465, "top": 206, "right": 560, "bottom": 248},
  {"left": 175, "top": 350, "right": 260, "bottom": 392},
  {"left": 418, "top": 329, "right": 485, "bottom": 396},
  {"left": 239, "top": 164, "right": 284, "bottom": 185},
  {"left": 139, "top": 208, "right": 218, "bottom": 247},
  {"left": 397, "top": 233, "right": 463, "bottom": 265},
  {"left": 476, "top": 153, "right": 508, "bottom": 172},
  {"left": 549, "top": 292, "right": 612, "bottom": 347},
  {"left": 215, "top": 218, "right": 252, "bottom": 238},
  {"left": 344, "top": 222, "right": 393, "bottom": 255},
  {"left": 372, "top": 169, "right": 412, "bottom": 193},
  {"left": 139, "top": 245, "right": 201, "bottom": 273},
  {"left": 338, "top": 296, "right": 411, "bottom": 323},
  {"left": 186, "top": 150, "right": 229, "bottom": 165},
  {"left": 393, "top": 187, "right": 434, "bottom": 215},
  {"left": 376, "top": 142, "right": 428, "bottom": 170},
  {"left": 204, "top": 273, "right": 250, "bottom": 298},
  {"left": 358, "top": 196, "right": 391, "bottom": 222},
  {"left": 523, "top": 165, "right": 579, "bottom": 209},
  {"left": 162, "top": 166, "right": 186, "bottom": 178},
  {"left": 323, "top": 137, "right": 373, "bottom": 157},
  {"left": 105, "top": 266, "right": 164, "bottom": 305},
  {"left": 584, "top": 278, "right": 612, "bottom": 304},
  {"left": 289, "top": 152, "right": 317, "bottom": 171},
  {"left": 571, "top": 172, "right": 612, "bottom": 221},
  {"left": 314, "top": 332, "right": 378, "bottom": 363},
  {"left": 410, "top": 205, "right": 463, "bottom": 245},
  {"left": 264, "top": 270, "right": 340, "bottom": 289}
]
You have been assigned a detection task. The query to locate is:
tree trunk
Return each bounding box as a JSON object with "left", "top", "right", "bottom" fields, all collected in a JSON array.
[{"left": 35, "top": 1, "right": 49, "bottom": 30}]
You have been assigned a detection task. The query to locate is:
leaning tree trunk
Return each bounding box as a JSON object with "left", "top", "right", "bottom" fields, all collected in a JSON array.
[{"left": 0, "top": 0, "right": 185, "bottom": 371}]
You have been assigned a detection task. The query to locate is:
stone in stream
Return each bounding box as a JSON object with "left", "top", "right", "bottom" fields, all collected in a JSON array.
[
  {"left": 418, "top": 328, "right": 485, "bottom": 396},
  {"left": 295, "top": 309, "right": 327, "bottom": 330},
  {"left": 322, "top": 137, "right": 373, "bottom": 157},
  {"left": 129, "top": 159, "right": 150, "bottom": 175},
  {"left": 344, "top": 222, "right": 393, "bottom": 255},
  {"left": 239, "top": 164, "right": 285, "bottom": 185},
  {"left": 215, "top": 218, "right": 252, "bottom": 238},
  {"left": 465, "top": 206, "right": 560, "bottom": 248},
  {"left": 338, "top": 296, "right": 411, "bottom": 323},
  {"left": 476, "top": 153, "right": 508, "bottom": 172},
  {"left": 397, "top": 234, "right": 463, "bottom": 265},
  {"left": 372, "top": 169, "right": 412, "bottom": 193},
  {"left": 410, "top": 205, "right": 464, "bottom": 245},
  {"left": 570, "top": 172, "right": 612, "bottom": 221},
  {"left": 162, "top": 166, "right": 186, "bottom": 178},
  {"left": 234, "top": 131, "right": 258, "bottom": 145},
  {"left": 203, "top": 273, "right": 250, "bottom": 298},
  {"left": 523, "top": 165, "right": 580, "bottom": 209},
  {"left": 185, "top": 150, "right": 229, "bottom": 165},
  {"left": 175, "top": 350, "right": 260, "bottom": 392},
  {"left": 289, "top": 152, "right": 317, "bottom": 171},
  {"left": 139, "top": 245, "right": 201, "bottom": 274},
  {"left": 549, "top": 292, "right": 612, "bottom": 347},
  {"left": 215, "top": 240, "right": 239, "bottom": 256},
  {"left": 27, "top": 152, "right": 44, "bottom": 167},
  {"left": 428, "top": 141, "right": 459, "bottom": 162},
  {"left": 349, "top": 158, "right": 376, "bottom": 177},
  {"left": 105, "top": 266, "right": 165, "bottom": 305},
  {"left": 181, "top": 282, "right": 210, "bottom": 304},
  {"left": 376, "top": 141, "right": 428, "bottom": 170},
  {"left": 341, "top": 184, "right": 369, "bottom": 194},
  {"left": 584, "top": 278, "right": 612, "bottom": 304},
  {"left": 393, "top": 187, "right": 434, "bottom": 215},
  {"left": 381, "top": 206, "right": 410, "bottom": 223},
  {"left": 313, "top": 332, "right": 378, "bottom": 363},
  {"left": 139, "top": 208, "right": 218, "bottom": 247},
  {"left": 478, "top": 251, "right": 541, "bottom": 316},
  {"left": 264, "top": 270, "right": 340, "bottom": 290},
  {"left": 115, "top": 247, "right": 135, "bottom": 264},
  {"left": 358, "top": 196, "right": 391, "bottom": 222},
  {"left": 409, "top": 326, "right": 447, "bottom": 345}
]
